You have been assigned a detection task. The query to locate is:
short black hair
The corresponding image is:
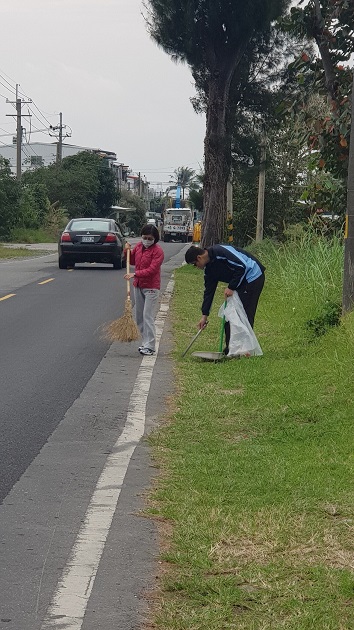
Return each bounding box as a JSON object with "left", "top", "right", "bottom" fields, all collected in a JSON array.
[
  {"left": 185, "top": 246, "right": 205, "bottom": 264},
  {"left": 141, "top": 224, "right": 160, "bottom": 243}
]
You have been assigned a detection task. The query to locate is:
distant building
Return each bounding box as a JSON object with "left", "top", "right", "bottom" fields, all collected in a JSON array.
[
  {"left": 0, "top": 141, "right": 150, "bottom": 200},
  {"left": 0, "top": 141, "right": 119, "bottom": 173},
  {"left": 0, "top": 141, "right": 126, "bottom": 185}
]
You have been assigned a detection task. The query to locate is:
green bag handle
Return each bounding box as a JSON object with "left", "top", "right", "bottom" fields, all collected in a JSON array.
[{"left": 218, "top": 300, "right": 227, "bottom": 352}]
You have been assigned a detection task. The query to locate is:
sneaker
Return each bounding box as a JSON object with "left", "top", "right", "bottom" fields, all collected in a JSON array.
[
  {"left": 140, "top": 347, "right": 155, "bottom": 356},
  {"left": 138, "top": 346, "right": 144, "bottom": 353}
]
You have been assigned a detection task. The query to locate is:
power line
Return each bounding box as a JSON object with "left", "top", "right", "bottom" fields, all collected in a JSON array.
[
  {"left": 0, "top": 136, "right": 13, "bottom": 147},
  {"left": 0, "top": 128, "right": 48, "bottom": 138},
  {"left": 0, "top": 69, "right": 59, "bottom": 133},
  {"left": 0, "top": 68, "right": 17, "bottom": 89},
  {"left": 0, "top": 90, "right": 13, "bottom": 101},
  {"left": 22, "top": 141, "right": 40, "bottom": 159},
  {"left": 0, "top": 78, "right": 16, "bottom": 96},
  {"left": 25, "top": 102, "right": 57, "bottom": 129},
  {"left": 15, "top": 83, "right": 57, "bottom": 127}
]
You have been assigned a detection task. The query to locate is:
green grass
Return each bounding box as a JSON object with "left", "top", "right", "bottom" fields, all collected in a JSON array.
[
  {"left": 0, "top": 245, "right": 51, "bottom": 259},
  {"left": 148, "top": 237, "right": 354, "bottom": 629},
  {"left": 7, "top": 227, "right": 58, "bottom": 243}
]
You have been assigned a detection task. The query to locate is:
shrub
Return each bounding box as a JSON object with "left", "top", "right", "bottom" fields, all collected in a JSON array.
[{"left": 306, "top": 299, "right": 342, "bottom": 338}]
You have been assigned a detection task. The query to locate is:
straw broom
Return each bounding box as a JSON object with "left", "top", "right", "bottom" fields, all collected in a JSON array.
[{"left": 103, "top": 246, "right": 140, "bottom": 342}]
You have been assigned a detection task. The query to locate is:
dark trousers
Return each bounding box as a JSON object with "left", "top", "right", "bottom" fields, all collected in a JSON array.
[{"left": 224, "top": 273, "right": 265, "bottom": 348}]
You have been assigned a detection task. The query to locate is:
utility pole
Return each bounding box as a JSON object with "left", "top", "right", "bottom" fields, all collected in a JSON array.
[
  {"left": 342, "top": 69, "right": 354, "bottom": 314},
  {"left": 6, "top": 84, "right": 32, "bottom": 180},
  {"left": 256, "top": 131, "right": 266, "bottom": 243},
  {"left": 50, "top": 113, "right": 70, "bottom": 164},
  {"left": 57, "top": 112, "right": 63, "bottom": 163}
]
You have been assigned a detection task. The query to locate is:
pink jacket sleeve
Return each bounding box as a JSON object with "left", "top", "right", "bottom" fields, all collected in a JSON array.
[{"left": 134, "top": 247, "right": 164, "bottom": 279}]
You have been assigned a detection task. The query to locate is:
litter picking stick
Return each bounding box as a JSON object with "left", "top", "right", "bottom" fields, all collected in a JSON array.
[
  {"left": 218, "top": 300, "right": 227, "bottom": 353},
  {"left": 189, "top": 303, "right": 227, "bottom": 362},
  {"left": 181, "top": 325, "right": 205, "bottom": 357}
]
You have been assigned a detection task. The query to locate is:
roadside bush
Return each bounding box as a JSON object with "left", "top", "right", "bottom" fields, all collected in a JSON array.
[
  {"left": 0, "top": 157, "right": 20, "bottom": 240},
  {"left": 44, "top": 203, "right": 68, "bottom": 237},
  {"left": 8, "top": 228, "right": 56, "bottom": 243},
  {"left": 306, "top": 299, "right": 342, "bottom": 338}
]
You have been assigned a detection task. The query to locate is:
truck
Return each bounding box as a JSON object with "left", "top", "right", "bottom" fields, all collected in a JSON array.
[
  {"left": 162, "top": 208, "right": 194, "bottom": 242},
  {"left": 162, "top": 178, "right": 193, "bottom": 242}
]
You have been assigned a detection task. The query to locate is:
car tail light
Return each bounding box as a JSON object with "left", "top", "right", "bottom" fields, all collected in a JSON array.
[
  {"left": 61, "top": 232, "right": 71, "bottom": 242},
  {"left": 104, "top": 233, "right": 116, "bottom": 243}
]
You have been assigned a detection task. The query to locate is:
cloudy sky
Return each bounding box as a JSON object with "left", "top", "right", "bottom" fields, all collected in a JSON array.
[{"left": 0, "top": 0, "right": 205, "bottom": 190}]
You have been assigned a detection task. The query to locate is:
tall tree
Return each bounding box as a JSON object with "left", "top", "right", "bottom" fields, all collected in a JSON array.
[{"left": 145, "top": 0, "right": 290, "bottom": 246}]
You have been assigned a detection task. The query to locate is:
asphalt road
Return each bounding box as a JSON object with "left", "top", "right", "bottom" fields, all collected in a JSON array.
[{"left": 0, "top": 241, "right": 186, "bottom": 630}]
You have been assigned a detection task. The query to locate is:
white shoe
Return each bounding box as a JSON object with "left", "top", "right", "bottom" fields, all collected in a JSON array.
[{"left": 139, "top": 347, "right": 155, "bottom": 356}]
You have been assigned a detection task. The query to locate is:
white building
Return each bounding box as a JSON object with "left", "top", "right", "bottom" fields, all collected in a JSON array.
[
  {"left": 0, "top": 141, "right": 137, "bottom": 195},
  {"left": 0, "top": 141, "right": 152, "bottom": 201},
  {"left": 0, "top": 141, "right": 119, "bottom": 173}
]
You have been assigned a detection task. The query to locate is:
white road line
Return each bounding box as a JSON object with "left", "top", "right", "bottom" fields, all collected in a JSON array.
[{"left": 41, "top": 277, "right": 175, "bottom": 630}]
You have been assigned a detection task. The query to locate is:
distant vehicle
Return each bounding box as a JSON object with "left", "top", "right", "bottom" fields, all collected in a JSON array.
[
  {"left": 162, "top": 208, "right": 193, "bottom": 243},
  {"left": 162, "top": 177, "right": 193, "bottom": 242},
  {"left": 58, "top": 218, "right": 126, "bottom": 269},
  {"left": 147, "top": 218, "right": 157, "bottom": 225}
]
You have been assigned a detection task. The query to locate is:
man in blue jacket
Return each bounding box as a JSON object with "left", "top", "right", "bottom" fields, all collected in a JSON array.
[{"left": 185, "top": 244, "right": 265, "bottom": 354}]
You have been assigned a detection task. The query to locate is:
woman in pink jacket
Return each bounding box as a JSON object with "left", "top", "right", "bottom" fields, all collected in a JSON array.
[{"left": 124, "top": 224, "right": 164, "bottom": 356}]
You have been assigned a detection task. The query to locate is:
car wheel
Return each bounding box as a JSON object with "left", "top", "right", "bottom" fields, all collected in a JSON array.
[
  {"left": 59, "top": 256, "right": 68, "bottom": 269},
  {"left": 163, "top": 234, "right": 170, "bottom": 242},
  {"left": 112, "top": 256, "right": 122, "bottom": 269}
]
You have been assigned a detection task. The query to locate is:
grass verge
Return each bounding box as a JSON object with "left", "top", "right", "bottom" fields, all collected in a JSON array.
[
  {"left": 148, "top": 237, "right": 354, "bottom": 629},
  {"left": 0, "top": 245, "right": 52, "bottom": 259}
]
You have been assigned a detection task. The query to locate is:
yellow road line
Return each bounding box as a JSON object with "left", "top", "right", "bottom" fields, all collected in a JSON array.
[
  {"left": 38, "top": 278, "right": 55, "bottom": 285},
  {"left": 0, "top": 293, "right": 16, "bottom": 301}
]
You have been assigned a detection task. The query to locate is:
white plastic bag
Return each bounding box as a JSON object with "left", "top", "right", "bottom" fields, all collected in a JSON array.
[{"left": 218, "top": 293, "right": 263, "bottom": 357}]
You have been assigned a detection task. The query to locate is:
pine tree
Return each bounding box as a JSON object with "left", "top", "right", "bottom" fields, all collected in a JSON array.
[{"left": 145, "top": 0, "right": 290, "bottom": 245}]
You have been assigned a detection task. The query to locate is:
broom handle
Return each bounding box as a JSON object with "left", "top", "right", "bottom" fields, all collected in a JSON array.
[{"left": 126, "top": 246, "right": 131, "bottom": 300}]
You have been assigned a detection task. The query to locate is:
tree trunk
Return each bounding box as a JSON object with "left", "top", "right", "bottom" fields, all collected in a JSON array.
[
  {"left": 313, "top": 0, "right": 338, "bottom": 102},
  {"left": 201, "top": 75, "right": 231, "bottom": 247},
  {"left": 342, "top": 70, "right": 354, "bottom": 313}
]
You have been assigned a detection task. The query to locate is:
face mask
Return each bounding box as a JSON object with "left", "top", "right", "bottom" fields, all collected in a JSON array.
[{"left": 141, "top": 237, "right": 154, "bottom": 248}]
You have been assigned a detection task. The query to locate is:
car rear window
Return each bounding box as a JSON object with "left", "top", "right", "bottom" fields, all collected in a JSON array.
[{"left": 70, "top": 220, "right": 111, "bottom": 232}]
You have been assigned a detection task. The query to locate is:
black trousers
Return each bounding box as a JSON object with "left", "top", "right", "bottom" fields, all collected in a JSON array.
[{"left": 224, "top": 273, "right": 265, "bottom": 348}]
